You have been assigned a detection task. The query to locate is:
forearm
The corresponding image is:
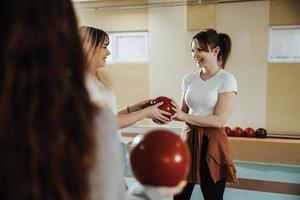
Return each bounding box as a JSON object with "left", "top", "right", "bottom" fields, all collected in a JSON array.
[
  {"left": 181, "top": 113, "right": 225, "bottom": 128},
  {"left": 116, "top": 110, "right": 148, "bottom": 129},
  {"left": 118, "top": 103, "right": 143, "bottom": 115}
]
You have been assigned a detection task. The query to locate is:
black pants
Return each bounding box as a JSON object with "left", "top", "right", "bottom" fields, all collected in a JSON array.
[{"left": 174, "top": 136, "right": 226, "bottom": 200}]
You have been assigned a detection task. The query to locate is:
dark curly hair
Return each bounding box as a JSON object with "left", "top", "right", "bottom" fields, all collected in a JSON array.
[{"left": 0, "top": 0, "right": 97, "bottom": 200}]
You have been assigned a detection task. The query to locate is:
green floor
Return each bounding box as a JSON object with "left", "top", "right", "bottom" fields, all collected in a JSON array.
[{"left": 125, "top": 161, "right": 300, "bottom": 200}]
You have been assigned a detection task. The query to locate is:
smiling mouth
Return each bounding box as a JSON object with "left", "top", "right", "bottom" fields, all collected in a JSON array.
[{"left": 196, "top": 58, "right": 204, "bottom": 63}]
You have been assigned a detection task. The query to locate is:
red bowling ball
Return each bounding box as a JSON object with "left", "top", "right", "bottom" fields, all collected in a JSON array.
[
  {"left": 232, "top": 127, "right": 243, "bottom": 137},
  {"left": 244, "top": 127, "right": 255, "bottom": 137},
  {"left": 224, "top": 126, "right": 232, "bottom": 136},
  {"left": 130, "top": 129, "right": 190, "bottom": 186},
  {"left": 255, "top": 128, "right": 267, "bottom": 138},
  {"left": 142, "top": 96, "right": 175, "bottom": 119}
]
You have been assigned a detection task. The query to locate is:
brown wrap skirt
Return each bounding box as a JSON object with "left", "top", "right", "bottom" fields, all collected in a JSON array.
[{"left": 181, "top": 124, "right": 238, "bottom": 184}]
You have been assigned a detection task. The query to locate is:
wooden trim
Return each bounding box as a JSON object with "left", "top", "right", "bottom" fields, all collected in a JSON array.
[{"left": 227, "top": 178, "right": 300, "bottom": 195}]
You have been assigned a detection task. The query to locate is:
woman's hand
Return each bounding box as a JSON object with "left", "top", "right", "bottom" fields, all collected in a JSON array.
[
  {"left": 152, "top": 118, "right": 165, "bottom": 125},
  {"left": 136, "top": 99, "right": 154, "bottom": 110},
  {"left": 170, "top": 99, "right": 186, "bottom": 121},
  {"left": 145, "top": 102, "right": 171, "bottom": 124}
]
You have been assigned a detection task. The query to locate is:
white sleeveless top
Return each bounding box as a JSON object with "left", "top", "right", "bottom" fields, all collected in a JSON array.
[
  {"left": 182, "top": 68, "right": 237, "bottom": 116},
  {"left": 85, "top": 73, "right": 118, "bottom": 115},
  {"left": 85, "top": 73, "right": 122, "bottom": 140}
]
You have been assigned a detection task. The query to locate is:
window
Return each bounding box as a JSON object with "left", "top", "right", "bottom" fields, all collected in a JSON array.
[
  {"left": 107, "top": 32, "right": 148, "bottom": 64},
  {"left": 268, "top": 25, "right": 300, "bottom": 63}
]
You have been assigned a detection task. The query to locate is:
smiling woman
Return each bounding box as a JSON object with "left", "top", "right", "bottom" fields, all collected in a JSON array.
[{"left": 171, "top": 28, "right": 237, "bottom": 200}]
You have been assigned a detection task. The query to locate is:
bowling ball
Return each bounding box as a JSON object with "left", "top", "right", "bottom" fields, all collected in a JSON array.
[
  {"left": 141, "top": 96, "right": 175, "bottom": 119},
  {"left": 224, "top": 126, "right": 232, "bottom": 136},
  {"left": 243, "top": 127, "right": 255, "bottom": 137},
  {"left": 130, "top": 129, "right": 190, "bottom": 186},
  {"left": 232, "top": 127, "right": 243, "bottom": 137},
  {"left": 255, "top": 128, "right": 267, "bottom": 138}
]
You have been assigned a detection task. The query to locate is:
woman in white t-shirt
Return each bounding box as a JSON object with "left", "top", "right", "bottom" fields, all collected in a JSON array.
[{"left": 172, "top": 29, "right": 238, "bottom": 200}]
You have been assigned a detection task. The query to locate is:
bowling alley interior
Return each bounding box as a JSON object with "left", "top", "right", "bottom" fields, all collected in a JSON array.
[{"left": 73, "top": 0, "right": 300, "bottom": 199}]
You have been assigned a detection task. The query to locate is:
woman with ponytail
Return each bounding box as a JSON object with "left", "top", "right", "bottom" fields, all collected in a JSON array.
[{"left": 172, "top": 29, "right": 238, "bottom": 200}]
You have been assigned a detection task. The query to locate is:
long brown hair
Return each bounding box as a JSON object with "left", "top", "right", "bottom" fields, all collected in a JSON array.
[
  {"left": 0, "top": 0, "right": 96, "bottom": 200},
  {"left": 192, "top": 28, "right": 232, "bottom": 68}
]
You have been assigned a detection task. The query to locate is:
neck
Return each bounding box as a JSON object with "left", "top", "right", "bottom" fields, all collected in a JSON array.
[
  {"left": 88, "top": 66, "right": 98, "bottom": 77},
  {"left": 202, "top": 64, "right": 221, "bottom": 76}
]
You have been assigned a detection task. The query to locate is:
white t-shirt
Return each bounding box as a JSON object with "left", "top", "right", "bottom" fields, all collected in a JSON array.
[{"left": 182, "top": 68, "right": 237, "bottom": 116}]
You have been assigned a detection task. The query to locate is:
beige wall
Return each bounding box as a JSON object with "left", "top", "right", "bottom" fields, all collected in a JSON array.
[
  {"left": 187, "top": 4, "right": 215, "bottom": 30},
  {"left": 215, "top": 1, "right": 269, "bottom": 128},
  {"left": 76, "top": 8, "right": 148, "bottom": 32},
  {"left": 266, "top": 0, "right": 300, "bottom": 134},
  {"left": 100, "top": 64, "right": 149, "bottom": 110},
  {"left": 267, "top": 64, "right": 300, "bottom": 135},
  {"left": 269, "top": 0, "right": 300, "bottom": 26}
]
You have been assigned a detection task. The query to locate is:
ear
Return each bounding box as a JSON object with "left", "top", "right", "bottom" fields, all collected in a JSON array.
[{"left": 212, "top": 46, "right": 220, "bottom": 56}]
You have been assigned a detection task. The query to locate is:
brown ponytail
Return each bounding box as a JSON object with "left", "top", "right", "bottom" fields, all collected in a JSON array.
[{"left": 218, "top": 33, "right": 232, "bottom": 68}]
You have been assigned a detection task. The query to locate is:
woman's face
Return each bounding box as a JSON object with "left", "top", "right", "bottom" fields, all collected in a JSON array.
[
  {"left": 191, "top": 39, "right": 218, "bottom": 68},
  {"left": 91, "top": 40, "right": 111, "bottom": 69}
]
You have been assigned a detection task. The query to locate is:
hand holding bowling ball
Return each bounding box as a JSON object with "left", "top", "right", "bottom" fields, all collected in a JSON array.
[
  {"left": 142, "top": 96, "right": 175, "bottom": 119},
  {"left": 232, "top": 127, "right": 243, "bottom": 137},
  {"left": 224, "top": 126, "right": 232, "bottom": 136},
  {"left": 255, "top": 128, "right": 267, "bottom": 138},
  {"left": 243, "top": 127, "right": 255, "bottom": 137},
  {"left": 130, "top": 129, "right": 190, "bottom": 186}
]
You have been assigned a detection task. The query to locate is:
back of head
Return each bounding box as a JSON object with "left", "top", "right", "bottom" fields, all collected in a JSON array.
[
  {"left": 0, "top": 0, "right": 96, "bottom": 199},
  {"left": 192, "top": 28, "right": 232, "bottom": 68}
]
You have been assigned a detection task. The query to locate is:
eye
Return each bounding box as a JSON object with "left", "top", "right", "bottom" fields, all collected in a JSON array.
[{"left": 191, "top": 49, "right": 195, "bottom": 52}]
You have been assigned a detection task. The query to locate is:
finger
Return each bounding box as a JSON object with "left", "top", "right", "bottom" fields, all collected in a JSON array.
[
  {"left": 159, "top": 116, "right": 170, "bottom": 123},
  {"left": 152, "top": 118, "right": 163, "bottom": 124},
  {"left": 155, "top": 102, "right": 164, "bottom": 107},
  {"left": 171, "top": 101, "right": 178, "bottom": 107},
  {"left": 160, "top": 110, "right": 171, "bottom": 116},
  {"left": 171, "top": 106, "right": 178, "bottom": 113}
]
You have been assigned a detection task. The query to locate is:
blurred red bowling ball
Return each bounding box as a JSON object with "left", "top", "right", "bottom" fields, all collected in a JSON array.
[
  {"left": 224, "top": 126, "right": 232, "bottom": 136},
  {"left": 244, "top": 127, "right": 255, "bottom": 137},
  {"left": 130, "top": 129, "right": 190, "bottom": 186},
  {"left": 232, "top": 127, "right": 243, "bottom": 137},
  {"left": 255, "top": 128, "right": 267, "bottom": 138},
  {"left": 142, "top": 96, "right": 175, "bottom": 119}
]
